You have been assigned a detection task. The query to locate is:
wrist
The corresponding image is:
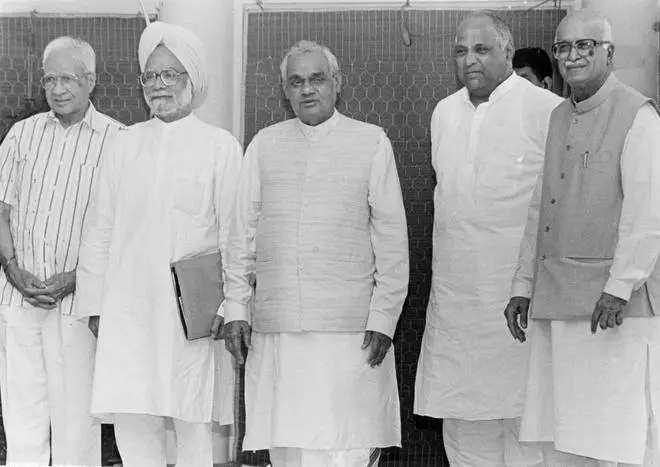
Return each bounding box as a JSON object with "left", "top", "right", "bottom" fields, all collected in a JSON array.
[{"left": 3, "top": 256, "right": 17, "bottom": 270}]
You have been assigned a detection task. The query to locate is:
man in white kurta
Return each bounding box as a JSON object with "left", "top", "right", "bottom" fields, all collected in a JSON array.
[
  {"left": 505, "top": 11, "right": 660, "bottom": 467},
  {"left": 414, "top": 11, "right": 561, "bottom": 466},
  {"left": 0, "top": 36, "right": 123, "bottom": 467},
  {"left": 75, "top": 22, "right": 242, "bottom": 467},
  {"left": 224, "top": 40, "right": 409, "bottom": 467}
]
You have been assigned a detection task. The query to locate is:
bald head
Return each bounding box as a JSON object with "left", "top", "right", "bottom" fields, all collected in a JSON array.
[{"left": 555, "top": 10, "right": 613, "bottom": 43}]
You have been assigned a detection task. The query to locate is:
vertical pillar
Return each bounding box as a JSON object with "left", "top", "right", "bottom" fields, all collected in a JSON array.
[
  {"left": 159, "top": 0, "right": 236, "bottom": 132},
  {"left": 581, "top": 0, "right": 658, "bottom": 98}
]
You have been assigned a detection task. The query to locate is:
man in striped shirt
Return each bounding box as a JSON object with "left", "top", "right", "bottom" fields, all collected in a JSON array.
[{"left": 0, "top": 36, "right": 123, "bottom": 466}]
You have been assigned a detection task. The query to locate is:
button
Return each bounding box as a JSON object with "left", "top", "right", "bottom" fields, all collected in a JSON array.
[
  {"left": 573, "top": 118, "right": 579, "bottom": 124},
  {"left": 566, "top": 145, "right": 571, "bottom": 151},
  {"left": 312, "top": 246, "right": 319, "bottom": 252},
  {"left": 545, "top": 226, "right": 550, "bottom": 232},
  {"left": 560, "top": 173, "right": 565, "bottom": 179},
  {"left": 540, "top": 255, "right": 546, "bottom": 261},
  {"left": 550, "top": 198, "right": 556, "bottom": 204}
]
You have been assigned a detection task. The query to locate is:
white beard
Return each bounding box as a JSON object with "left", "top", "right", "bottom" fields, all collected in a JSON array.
[{"left": 145, "top": 80, "right": 194, "bottom": 121}]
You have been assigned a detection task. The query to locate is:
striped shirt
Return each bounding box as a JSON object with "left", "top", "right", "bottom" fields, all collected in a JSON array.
[{"left": 0, "top": 103, "right": 124, "bottom": 314}]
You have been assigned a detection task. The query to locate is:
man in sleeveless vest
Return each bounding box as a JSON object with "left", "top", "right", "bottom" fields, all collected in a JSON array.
[
  {"left": 505, "top": 10, "right": 660, "bottom": 466},
  {"left": 414, "top": 10, "right": 561, "bottom": 466},
  {"left": 224, "top": 40, "right": 409, "bottom": 467}
]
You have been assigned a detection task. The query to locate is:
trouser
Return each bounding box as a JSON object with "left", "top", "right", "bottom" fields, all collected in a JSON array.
[
  {"left": 269, "top": 447, "right": 381, "bottom": 467},
  {"left": 443, "top": 418, "right": 544, "bottom": 467},
  {"left": 0, "top": 305, "right": 100, "bottom": 467},
  {"left": 113, "top": 414, "right": 212, "bottom": 467}
]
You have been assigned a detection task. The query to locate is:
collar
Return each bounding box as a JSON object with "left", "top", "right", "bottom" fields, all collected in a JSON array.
[
  {"left": 297, "top": 109, "right": 340, "bottom": 141},
  {"left": 460, "top": 71, "right": 518, "bottom": 108},
  {"left": 571, "top": 74, "right": 618, "bottom": 114},
  {"left": 152, "top": 112, "right": 197, "bottom": 131},
  {"left": 47, "top": 101, "right": 102, "bottom": 132}
]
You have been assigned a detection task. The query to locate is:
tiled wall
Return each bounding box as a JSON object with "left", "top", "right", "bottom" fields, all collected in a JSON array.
[
  {"left": 0, "top": 16, "right": 149, "bottom": 142},
  {"left": 243, "top": 8, "right": 566, "bottom": 466}
]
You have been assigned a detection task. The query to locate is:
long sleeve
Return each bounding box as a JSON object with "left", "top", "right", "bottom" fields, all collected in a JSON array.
[
  {"left": 511, "top": 170, "right": 543, "bottom": 299},
  {"left": 223, "top": 137, "right": 261, "bottom": 324},
  {"left": 0, "top": 125, "right": 18, "bottom": 207},
  {"left": 604, "top": 104, "right": 660, "bottom": 300},
  {"left": 213, "top": 135, "right": 243, "bottom": 318},
  {"left": 365, "top": 132, "right": 410, "bottom": 338},
  {"left": 74, "top": 136, "right": 119, "bottom": 320}
]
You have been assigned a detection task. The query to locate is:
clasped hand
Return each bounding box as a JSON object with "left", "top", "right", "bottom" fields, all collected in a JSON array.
[{"left": 6, "top": 263, "right": 75, "bottom": 310}]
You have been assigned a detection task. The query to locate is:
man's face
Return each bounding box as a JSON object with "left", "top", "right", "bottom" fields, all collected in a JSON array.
[
  {"left": 454, "top": 17, "right": 512, "bottom": 100},
  {"left": 554, "top": 18, "right": 611, "bottom": 90},
  {"left": 43, "top": 49, "right": 94, "bottom": 119},
  {"left": 283, "top": 51, "right": 338, "bottom": 126},
  {"left": 142, "top": 45, "right": 192, "bottom": 121}
]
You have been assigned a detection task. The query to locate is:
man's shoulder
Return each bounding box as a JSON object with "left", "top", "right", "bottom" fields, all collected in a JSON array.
[
  {"left": 256, "top": 118, "right": 298, "bottom": 136},
  {"left": 335, "top": 113, "right": 385, "bottom": 137},
  {"left": 93, "top": 109, "right": 125, "bottom": 131},
  {"left": 431, "top": 89, "right": 464, "bottom": 118}
]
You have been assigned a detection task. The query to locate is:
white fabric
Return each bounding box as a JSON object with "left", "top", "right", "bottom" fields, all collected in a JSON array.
[
  {"left": 114, "top": 413, "right": 212, "bottom": 467},
  {"left": 0, "top": 304, "right": 99, "bottom": 467},
  {"left": 443, "top": 418, "right": 543, "bottom": 467},
  {"left": 520, "top": 319, "right": 660, "bottom": 464},
  {"left": 269, "top": 447, "right": 379, "bottom": 467},
  {"left": 75, "top": 114, "right": 242, "bottom": 423},
  {"left": 243, "top": 331, "right": 400, "bottom": 451},
  {"left": 415, "top": 73, "right": 562, "bottom": 419},
  {"left": 138, "top": 21, "right": 209, "bottom": 109},
  {"left": 511, "top": 103, "right": 660, "bottom": 301},
  {"left": 539, "top": 443, "right": 649, "bottom": 467},
  {"left": 511, "top": 101, "right": 660, "bottom": 463},
  {"left": 0, "top": 104, "right": 123, "bottom": 315},
  {"left": 224, "top": 110, "right": 408, "bottom": 338}
]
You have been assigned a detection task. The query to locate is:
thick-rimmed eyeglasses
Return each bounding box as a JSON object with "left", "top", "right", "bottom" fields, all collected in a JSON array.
[
  {"left": 41, "top": 73, "right": 83, "bottom": 90},
  {"left": 551, "top": 39, "right": 611, "bottom": 59},
  {"left": 139, "top": 69, "right": 188, "bottom": 87}
]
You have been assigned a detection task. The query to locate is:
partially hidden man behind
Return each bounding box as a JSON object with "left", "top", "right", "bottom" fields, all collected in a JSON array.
[
  {"left": 505, "top": 10, "right": 660, "bottom": 466},
  {"left": 414, "top": 11, "right": 562, "bottom": 466},
  {"left": 75, "top": 22, "right": 242, "bottom": 466},
  {"left": 224, "top": 40, "right": 409, "bottom": 467},
  {"left": 513, "top": 47, "right": 554, "bottom": 90},
  {"left": 0, "top": 37, "right": 123, "bottom": 466}
]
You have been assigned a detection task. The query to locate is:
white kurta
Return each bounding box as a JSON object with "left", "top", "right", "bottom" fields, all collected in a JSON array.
[
  {"left": 75, "top": 114, "right": 242, "bottom": 424},
  {"left": 224, "top": 111, "right": 406, "bottom": 450},
  {"left": 415, "top": 74, "right": 562, "bottom": 420},
  {"left": 512, "top": 100, "right": 660, "bottom": 464}
]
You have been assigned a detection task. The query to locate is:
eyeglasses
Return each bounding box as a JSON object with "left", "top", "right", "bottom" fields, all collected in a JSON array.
[
  {"left": 139, "top": 69, "right": 188, "bottom": 87},
  {"left": 551, "top": 39, "right": 611, "bottom": 59},
  {"left": 41, "top": 73, "right": 83, "bottom": 90}
]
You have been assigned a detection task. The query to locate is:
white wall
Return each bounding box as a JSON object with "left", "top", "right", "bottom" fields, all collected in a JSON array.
[{"left": 0, "top": 0, "right": 160, "bottom": 15}]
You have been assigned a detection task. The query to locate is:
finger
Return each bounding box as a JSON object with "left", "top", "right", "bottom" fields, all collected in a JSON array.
[
  {"left": 362, "top": 331, "right": 372, "bottom": 350},
  {"left": 607, "top": 312, "right": 616, "bottom": 329},
  {"left": 372, "top": 342, "right": 390, "bottom": 368},
  {"left": 505, "top": 310, "right": 524, "bottom": 342},
  {"left": 616, "top": 311, "right": 624, "bottom": 326},
  {"left": 520, "top": 306, "right": 528, "bottom": 330},
  {"left": 243, "top": 325, "right": 252, "bottom": 349},
  {"left": 31, "top": 294, "right": 57, "bottom": 304},
  {"left": 225, "top": 339, "right": 243, "bottom": 365},
  {"left": 600, "top": 310, "right": 610, "bottom": 330},
  {"left": 591, "top": 309, "right": 602, "bottom": 334},
  {"left": 368, "top": 345, "right": 379, "bottom": 367}
]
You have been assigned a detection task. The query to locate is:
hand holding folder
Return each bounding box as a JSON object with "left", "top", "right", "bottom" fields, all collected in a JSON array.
[{"left": 170, "top": 251, "right": 224, "bottom": 340}]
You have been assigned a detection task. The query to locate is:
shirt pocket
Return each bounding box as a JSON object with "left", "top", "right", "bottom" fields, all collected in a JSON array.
[{"left": 171, "top": 176, "right": 205, "bottom": 215}]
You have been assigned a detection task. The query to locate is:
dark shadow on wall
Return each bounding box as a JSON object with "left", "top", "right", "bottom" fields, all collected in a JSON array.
[{"left": 241, "top": 7, "right": 566, "bottom": 467}]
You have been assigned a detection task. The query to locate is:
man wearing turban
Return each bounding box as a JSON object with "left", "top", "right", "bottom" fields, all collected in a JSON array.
[{"left": 75, "top": 21, "right": 242, "bottom": 466}]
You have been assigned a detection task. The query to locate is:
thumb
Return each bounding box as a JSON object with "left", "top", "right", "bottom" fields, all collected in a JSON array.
[
  {"left": 520, "top": 305, "right": 528, "bottom": 329},
  {"left": 361, "top": 331, "right": 372, "bottom": 350}
]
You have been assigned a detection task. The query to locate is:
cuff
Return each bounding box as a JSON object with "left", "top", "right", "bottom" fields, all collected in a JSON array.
[
  {"left": 224, "top": 300, "right": 250, "bottom": 323},
  {"left": 365, "top": 311, "right": 398, "bottom": 339},
  {"left": 216, "top": 301, "right": 225, "bottom": 317},
  {"left": 510, "top": 279, "right": 532, "bottom": 299},
  {"left": 74, "top": 308, "right": 99, "bottom": 322},
  {"left": 603, "top": 277, "right": 634, "bottom": 301}
]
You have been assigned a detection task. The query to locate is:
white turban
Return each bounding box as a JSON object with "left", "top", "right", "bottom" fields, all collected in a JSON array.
[{"left": 138, "top": 21, "right": 209, "bottom": 109}]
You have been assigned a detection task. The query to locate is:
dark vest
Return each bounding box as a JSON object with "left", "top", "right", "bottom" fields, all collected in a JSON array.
[{"left": 531, "top": 76, "right": 660, "bottom": 320}]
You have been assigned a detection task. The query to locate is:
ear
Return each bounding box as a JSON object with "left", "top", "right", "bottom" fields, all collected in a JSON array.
[
  {"left": 607, "top": 43, "right": 615, "bottom": 63},
  {"left": 542, "top": 77, "right": 553, "bottom": 90},
  {"left": 86, "top": 72, "right": 97, "bottom": 94}
]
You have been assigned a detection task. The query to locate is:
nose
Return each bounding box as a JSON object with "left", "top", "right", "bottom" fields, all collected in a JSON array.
[
  {"left": 152, "top": 75, "right": 167, "bottom": 90},
  {"left": 51, "top": 79, "right": 67, "bottom": 94},
  {"left": 465, "top": 50, "right": 478, "bottom": 66},
  {"left": 300, "top": 80, "right": 315, "bottom": 96},
  {"left": 566, "top": 44, "right": 580, "bottom": 62}
]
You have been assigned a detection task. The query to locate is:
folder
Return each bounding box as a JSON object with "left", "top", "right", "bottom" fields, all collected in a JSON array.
[{"left": 170, "top": 250, "right": 224, "bottom": 340}]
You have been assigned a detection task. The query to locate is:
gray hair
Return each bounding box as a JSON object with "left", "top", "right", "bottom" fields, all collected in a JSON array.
[
  {"left": 42, "top": 36, "right": 96, "bottom": 73},
  {"left": 279, "top": 40, "right": 341, "bottom": 87},
  {"left": 554, "top": 10, "right": 613, "bottom": 43},
  {"left": 458, "top": 10, "right": 515, "bottom": 52}
]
